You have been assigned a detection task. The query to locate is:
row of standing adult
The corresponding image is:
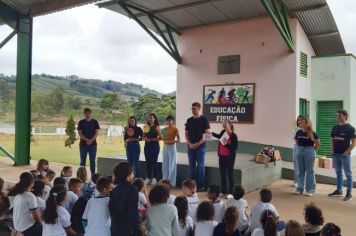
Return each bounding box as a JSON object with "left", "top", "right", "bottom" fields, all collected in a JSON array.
[
  {"left": 77, "top": 103, "right": 239, "bottom": 194},
  {"left": 292, "top": 110, "right": 355, "bottom": 201}
]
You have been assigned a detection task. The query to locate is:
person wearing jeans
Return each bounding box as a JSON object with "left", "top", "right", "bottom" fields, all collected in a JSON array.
[
  {"left": 212, "top": 120, "right": 238, "bottom": 194},
  {"left": 292, "top": 116, "right": 303, "bottom": 187},
  {"left": 329, "top": 109, "right": 356, "bottom": 201},
  {"left": 294, "top": 117, "right": 320, "bottom": 196},
  {"left": 77, "top": 108, "right": 100, "bottom": 175},
  {"left": 125, "top": 116, "right": 143, "bottom": 178},
  {"left": 185, "top": 102, "right": 210, "bottom": 192}
]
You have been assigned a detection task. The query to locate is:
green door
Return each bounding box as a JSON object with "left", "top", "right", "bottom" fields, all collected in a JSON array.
[{"left": 316, "top": 101, "right": 343, "bottom": 157}]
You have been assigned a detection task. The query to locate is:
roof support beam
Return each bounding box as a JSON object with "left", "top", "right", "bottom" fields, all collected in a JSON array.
[
  {"left": 118, "top": 2, "right": 181, "bottom": 64},
  {"left": 261, "top": 0, "right": 295, "bottom": 52},
  {"left": 0, "top": 3, "right": 33, "bottom": 165},
  {"left": 0, "top": 29, "right": 17, "bottom": 49}
]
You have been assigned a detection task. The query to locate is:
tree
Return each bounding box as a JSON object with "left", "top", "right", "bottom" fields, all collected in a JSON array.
[{"left": 65, "top": 114, "right": 77, "bottom": 148}]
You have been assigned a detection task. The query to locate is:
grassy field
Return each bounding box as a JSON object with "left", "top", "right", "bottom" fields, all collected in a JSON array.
[{"left": 0, "top": 134, "right": 128, "bottom": 165}]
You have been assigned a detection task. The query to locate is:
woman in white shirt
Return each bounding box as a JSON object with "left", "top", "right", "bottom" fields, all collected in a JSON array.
[
  {"left": 174, "top": 196, "right": 194, "bottom": 236},
  {"left": 8, "top": 172, "right": 42, "bottom": 236},
  {"left": 195, "top": 201, "right": 217, "bottom": 236},
  {"left": 42, "top": 185, "right": 76, "bottom": 236}
]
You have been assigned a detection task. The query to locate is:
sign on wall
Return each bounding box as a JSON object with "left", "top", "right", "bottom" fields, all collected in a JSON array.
[{"left": 203, "top": 83, "right": 255, "bottom": 123}]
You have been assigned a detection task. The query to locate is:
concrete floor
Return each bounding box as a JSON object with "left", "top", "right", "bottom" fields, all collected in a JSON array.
[{"left": 0, "top": 157, "right": 355, "bottom": 235}]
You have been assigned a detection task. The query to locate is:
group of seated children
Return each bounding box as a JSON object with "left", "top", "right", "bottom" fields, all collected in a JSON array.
[{"left": 0, "top": 159, "right": 342, "bottom": 236}]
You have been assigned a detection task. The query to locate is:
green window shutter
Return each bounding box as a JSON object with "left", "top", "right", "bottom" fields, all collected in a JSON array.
[
  {"left": 299, "top": 99, "right": 309, "bottom": 117},
  {"left": 316, "top": 101, "right": 343, "bottom": 157},
  {"left": 300, "top": 52, "right": 308, "bottom": 78}
]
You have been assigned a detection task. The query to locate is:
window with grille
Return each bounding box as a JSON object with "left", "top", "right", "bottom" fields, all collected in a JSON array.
[{"left": 300, "top": 52, "right": 308, "bottom": 78}]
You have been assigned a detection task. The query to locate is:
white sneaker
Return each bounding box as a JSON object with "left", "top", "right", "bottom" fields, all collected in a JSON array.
[
  {"left": 304, "top": 192, "right": 314, "bottom": 197},
  {"left": 151, "top": 178, "right": 157, "bottom": 185},
  {"left": 144, "top": 178, "right": 151, "bottom": 185},
  {"left": 295, "top": 190, "right": 303, "bottom": 195}
]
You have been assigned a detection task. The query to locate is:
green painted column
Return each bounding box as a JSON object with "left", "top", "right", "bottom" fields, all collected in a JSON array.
[{"left": 14, "top": 16, "right": 33, "bottom": 165}]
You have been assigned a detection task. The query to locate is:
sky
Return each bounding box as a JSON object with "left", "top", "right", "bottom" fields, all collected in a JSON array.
[{"left": 0, "top": 0, "right": 355, "bottom": 94}]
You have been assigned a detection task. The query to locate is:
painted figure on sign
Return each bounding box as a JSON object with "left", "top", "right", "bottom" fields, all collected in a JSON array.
[
  {"left": 205, "top": 89, "right": 216, "bottom": 104},
  {"left": 241, "top": 87, "right": 251, "bottom": 104}
]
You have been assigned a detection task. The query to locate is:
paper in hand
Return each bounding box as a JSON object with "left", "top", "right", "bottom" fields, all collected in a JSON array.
[{"left": 220, "top": 132, "right": 230, "bottom": 145}]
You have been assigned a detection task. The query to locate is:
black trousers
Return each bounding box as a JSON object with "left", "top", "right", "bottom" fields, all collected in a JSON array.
[
  {"left": 219, "top": 154, "right": 236, "bottom": 194},
  {"left": 22, "top": 222, "right": 42, "bottom": 236}
]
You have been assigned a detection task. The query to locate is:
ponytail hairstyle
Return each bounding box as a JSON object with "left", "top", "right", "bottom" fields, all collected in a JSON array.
[
  {"left": 43, "top": 185, "right": 67, "bottom": 224},
  {"left": 223, "top": 206, "right": 239, "bottom": 235},
  {"left": 8, "top": 172, "right": 34, "bottom": 196},
  {"left": 302, "top": 117, "right": 315, "bottom": 141},
  {"left": 174, "top": 196, "right": 189, "bottom": 227},
  {"left": 260, "top": 209, "right": 277, "bottom": 236}
]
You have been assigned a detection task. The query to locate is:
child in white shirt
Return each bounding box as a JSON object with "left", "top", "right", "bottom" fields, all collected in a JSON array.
[
  {"left": 63, "top": 178, "right": 82, "bottom": 213},
  {"left": 249, "top": 188, "right": 280, "bottom": 233},
  {"left": 82, "top": 177, "right": 113, "bottom": 236},
  {"left": 61, "top": 166, "right": 73, "bottom": 188},
  {"left": 182, "top": 179, "right": 199, "bottom": 222},
  {"left": 226, "top": 184, "right": 249, "bottom": 232},
  {"left": 195, "top": 201, "right": 217, "bottom": 236},
  {"left": 251, "top": 209, "right": 280, "bottom": 236},
  {"left": 207, "top": 185, "right": 225, "bottom": 223},
  {"left": 10, "top": 172, "right": 42, "bottom": 235},
  {"left": 174, "top": 196, "right": 194, "bottom": 236},
  {"left": 42, "top": 184, "right": 76, "bottom": 236}
]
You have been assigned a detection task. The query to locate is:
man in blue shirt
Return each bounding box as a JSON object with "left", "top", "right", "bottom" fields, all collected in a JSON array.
[
  {"left": 77, "top": 108, "right": 100, "bottom": 175},
  {"left": 328, "top": 109, "right": 356, "bottom": 201}
]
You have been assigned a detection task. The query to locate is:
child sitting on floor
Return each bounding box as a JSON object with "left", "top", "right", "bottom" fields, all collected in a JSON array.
[
  {"left": 207, "top": 185, "right": 225, "bottom": 223},
  {"left": 182, "top": 179, "right": 199, "bottom": 222},
  {"left": 82, "top": 177, "right": 113, "bottom": 236}
]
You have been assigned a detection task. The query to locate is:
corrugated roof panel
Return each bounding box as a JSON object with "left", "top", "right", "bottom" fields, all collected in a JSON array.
[
  {"left": 214, "top": 0, "right": 265, "bottom": 21},
  {"left": 130, "top": 0, "right": 174, "bottom": 11},
  {"left": 311, "top": 35, "right": 345, "bottom": 56},
  {"left": 159, "top": 10, "right": 203, "bottom": 28},
  {"left": 184, "top": 4, "right": 229, "bottom": 24},
  {"left": 297, "top": 8, "right": 337, "bottom": 34},
  {"left": 283, "top": 0, "right": 326, "bottom": 10}
]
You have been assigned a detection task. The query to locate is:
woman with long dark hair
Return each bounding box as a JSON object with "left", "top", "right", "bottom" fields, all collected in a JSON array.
[
  {"left": 294, "top": 118, "right": 320, "bottom": 196},
  {"left": 143, "top": 113, "right": 162, "bottom": 185},
  {"left": 211, "top": 120, "right": 238, "bottom": 194},
  {"left": 9, "top": 172, "right": 42, "bottom": 236},
  {"left": 42, "top": 185, "right": 76, "bottom": 236},
  {"left": 125, "top": 115, "right": 143, "bottom": 177}
]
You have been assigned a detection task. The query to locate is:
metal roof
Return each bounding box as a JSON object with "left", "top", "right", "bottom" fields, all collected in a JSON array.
[
  {"left": 98, "top": 0, "right": 345, "bottom": 56},
  {"left": 0, "top": 0, "right": 101, "bottom": 20}
]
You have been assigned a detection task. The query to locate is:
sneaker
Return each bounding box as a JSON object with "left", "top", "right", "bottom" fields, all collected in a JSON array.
[
  {"left": 328, "top": 190, "right": 343, "bottom": 197},
  {"left": 151, "top": 178, "right": 157, "bottom": 185},
  {"left": 144, "top": 178, "right": 151, "bottom": 185},
  {"left": 293, "top": 183, "right": 298, "bottom": 187},
  {"left": 304, "top": 192, "right": 314, "bottom": 197},
  {"left": 343, "top": 193, "right": 353, "bottom": 201},
  {"left": 295, "top": 190, "right": 303, "bottom": 195}
]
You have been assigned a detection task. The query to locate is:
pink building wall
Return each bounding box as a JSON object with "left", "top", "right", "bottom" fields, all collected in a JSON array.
[{"left": 176, "top": 17, "right": 313, "bottom": 148}]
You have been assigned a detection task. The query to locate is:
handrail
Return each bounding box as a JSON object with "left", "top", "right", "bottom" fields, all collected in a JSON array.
[{"left": 0, "top": 144, "right": 15, "bottom": 162}]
